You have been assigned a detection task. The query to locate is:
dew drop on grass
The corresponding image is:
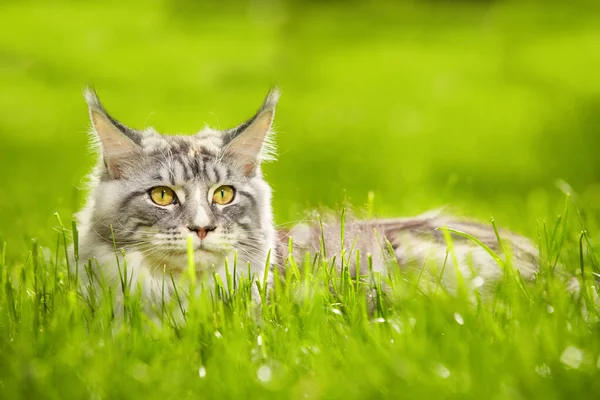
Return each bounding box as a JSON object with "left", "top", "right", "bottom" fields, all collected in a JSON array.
[
  {"left": 472, "top": 276, "right": 485, "bottom": 288},
  {"left": 331, "top": 308, "right": 343, "bottom": 316},
  {"left": 535, "top": 363, "right": 552, "bottom": 378},
  {"left": 373, "top": 317, "right": 386, "bottom": 323},
  {"left": 435, "top": 363, "right": 451, "bottom": 379},
  {"left": 547, "top": 305, "right": 554, "bottom": 314},
  {"left": 257, "top": 335, "right": 263, "bottom": 346},
  {"left": 454, "top": 313, "right": 464, "bottom": 325},
  {"left": 257, "top": 365, "right": 272, "bottom": 383},
  {"left": 560, "top": 346, "right": 583, "bottom": 369},
  {"left": 198, "top": 366, "right": 207, "bottom": 378},
  {"left": 214, "top": 331, "right": 223, "bottom": 339}
]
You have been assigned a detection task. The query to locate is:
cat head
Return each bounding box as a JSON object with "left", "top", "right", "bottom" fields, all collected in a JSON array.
[{"left": 83, "top": 88, "right": 279, "bottom": 273}]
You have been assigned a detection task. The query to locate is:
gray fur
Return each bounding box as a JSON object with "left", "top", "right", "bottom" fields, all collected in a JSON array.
[
  {"left": 77, "top": 88, "right": 279, "bottom": 302},
  {"left": 278, "top": 210, "right": 539, "bottom": 293}
]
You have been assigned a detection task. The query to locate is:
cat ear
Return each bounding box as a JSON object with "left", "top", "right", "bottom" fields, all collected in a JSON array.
[
  {"left": 84, "top": 88, "right": 141, "bottom": 179},
  {"left": 223, "top": 87, "right": 280, "bottom": 176}
]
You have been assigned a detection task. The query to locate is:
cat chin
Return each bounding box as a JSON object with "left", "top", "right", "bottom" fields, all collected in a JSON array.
[{"left": 146, "top": 249, "right": 226, "bottom": 272}]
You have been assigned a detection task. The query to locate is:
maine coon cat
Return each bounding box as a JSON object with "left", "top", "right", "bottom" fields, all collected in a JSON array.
[{"left": 76, "top": 88, "right": 538, "bottom": 305}]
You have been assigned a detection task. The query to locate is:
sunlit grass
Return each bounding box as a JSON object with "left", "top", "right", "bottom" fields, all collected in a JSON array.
[{"left": 1, "top": 197, "right": 599, "bottom": 399}]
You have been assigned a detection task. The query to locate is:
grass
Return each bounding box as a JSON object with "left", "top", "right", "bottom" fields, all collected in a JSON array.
[
  {"left": 1, "top": 200, "right": 599, "bottom": 399},
  {"left": 1, "top": 0, "right": 600, "bottom": 398}
]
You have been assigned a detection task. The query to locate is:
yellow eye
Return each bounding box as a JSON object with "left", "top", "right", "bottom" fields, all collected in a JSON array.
[
  {"left": 150, "top": 186, "right": 177, "bottom": 206},
  {"left": 212, "top": 185, "right": 235, "bottom": 205}
]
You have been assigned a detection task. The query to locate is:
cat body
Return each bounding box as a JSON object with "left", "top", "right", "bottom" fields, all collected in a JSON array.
[
  {"left": 279, "top": 212, "right": 538, "bottom": 292},
  {"left": 76, "top": 88, "right": 537, "bottom": 305}
]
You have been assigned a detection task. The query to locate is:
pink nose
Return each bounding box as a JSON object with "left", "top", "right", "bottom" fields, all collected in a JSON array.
[{"left": 189, "top": 225, "right": 216, "bottom": 240}]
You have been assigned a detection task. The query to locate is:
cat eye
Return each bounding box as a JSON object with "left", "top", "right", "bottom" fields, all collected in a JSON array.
[
  {"left": 149, "top": 186, "right": 177, "bottom": 206},
  {"left": 212, "top": 185, "right": 235, "bottom": 205}
]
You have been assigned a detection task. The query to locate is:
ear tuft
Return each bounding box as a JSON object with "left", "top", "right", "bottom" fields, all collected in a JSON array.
[
  {"left": 223, "top": 88, "right": 281, "bottom": 176},
  {"left": 260, "top": 86, "right": 281, "bottom": 113},
  {"left": 83, "top": 86, "right": 104, "bottom": 112}
]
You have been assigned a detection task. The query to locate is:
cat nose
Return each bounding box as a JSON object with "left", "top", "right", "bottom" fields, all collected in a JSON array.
[{"left": 189, "top": 225, "right": 216, "bottom": 240}]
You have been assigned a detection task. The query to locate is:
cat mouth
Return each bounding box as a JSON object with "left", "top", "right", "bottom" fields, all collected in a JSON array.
[
  {"left": 169, "top": 247, "right": 220, "bottom": 256},
  {"left": 148, "top": 245, "right": 221, "bottom": 257},
  {"left": 194, "top": 246, "right": 218, "bottom": 254},
  {"left": 198, "top": 244, "right": 230, "bottom": 257},
  {"left": 166, "top": 243, "right": 223, "bottom": 255}
]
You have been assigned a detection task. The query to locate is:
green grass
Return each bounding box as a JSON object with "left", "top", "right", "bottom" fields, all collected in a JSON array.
[
  {"left": 1, "top": 0, "right": 600, "bottom": 398},
  {"left": 1, "top": 201, "right": 599, "bottom": 399}
]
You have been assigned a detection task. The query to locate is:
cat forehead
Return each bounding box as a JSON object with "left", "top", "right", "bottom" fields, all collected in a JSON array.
[{"left": 140, "top": 127, "right": 224, "bottom": 157}]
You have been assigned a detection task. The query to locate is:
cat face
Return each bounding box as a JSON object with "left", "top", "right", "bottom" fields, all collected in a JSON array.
[{"left": 83, "top": 89, "right": 279, "bottom": 273}]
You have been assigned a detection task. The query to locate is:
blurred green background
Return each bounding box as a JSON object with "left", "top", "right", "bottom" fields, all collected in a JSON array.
[{"left": 1, "top": 0, "right": 599, "bottom": 259}]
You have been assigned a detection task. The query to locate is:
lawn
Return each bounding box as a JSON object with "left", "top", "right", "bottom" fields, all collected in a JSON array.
[{"left": 0, "top": 0, "right": 599, "bottom": 398}]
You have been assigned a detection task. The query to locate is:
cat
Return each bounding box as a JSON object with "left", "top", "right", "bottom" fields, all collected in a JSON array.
[
  {"left": 75, "top": 87, "right": 538, "bottom": 307},
  {"left": 76, "top": 88, "right": 279, "bottom": 304}
]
